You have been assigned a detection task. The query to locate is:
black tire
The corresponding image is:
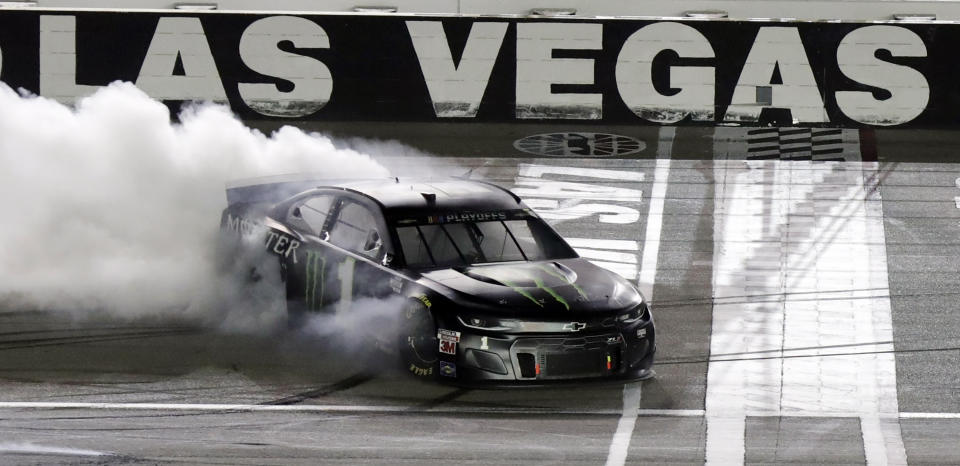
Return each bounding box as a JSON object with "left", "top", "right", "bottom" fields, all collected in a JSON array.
[{"left": 398, "top": 299, "right": 438, "bottom": 378}]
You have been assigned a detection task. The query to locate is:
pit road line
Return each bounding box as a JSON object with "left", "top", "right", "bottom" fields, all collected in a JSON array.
[
  {"left": 637, "top": 126, "right": 674, "bottom": 299},
  {"left": 604, "top": 126, "right": 675, "bottom": 466},
  {"left": 604, "top": 383, "right": 642, "bottom": 466}
]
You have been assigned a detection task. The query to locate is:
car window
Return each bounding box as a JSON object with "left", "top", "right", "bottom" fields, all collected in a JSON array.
[
  {"left": 329, "top": 201, "right": 382, "bottom": 258},
  {"left": 476, "top": 220, "right": 525, "bottom": 262},
  {"left": 293, "top": 195, "right": 335, "bottom": 236},
  {"left": 415, "top": 224, "right": 472, "bottom": 266},
  {"left": 395, "top": 217, "right": 574, "bottom": 268},
  {"left": 397, "top": 226, "right": 434, "bottom": 266},
  {"left": 442, "top": 223, "right": 482, "bottom": 263}
]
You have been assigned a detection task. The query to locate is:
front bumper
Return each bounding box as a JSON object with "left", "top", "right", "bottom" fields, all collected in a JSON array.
[{"left": 433, "top": 317, "right": 656, "bottom": 385}]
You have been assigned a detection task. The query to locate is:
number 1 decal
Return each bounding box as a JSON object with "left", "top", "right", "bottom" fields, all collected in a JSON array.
[{"left": 336, "top": 256, "right": 356, "bottom": 315}]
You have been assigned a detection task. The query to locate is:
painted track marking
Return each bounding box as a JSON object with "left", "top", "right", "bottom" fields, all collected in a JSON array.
[
  {"left": 705, "top": 159, "right": 905, "bottom": 465},
  {"left": 0, "top": 442, "right": 112, "bottom": 457},
  {"left": 638, "top": 126, "right": 674, "bottom": 298},
  {"left": 604, "top": 126, "right": 675, "bottom": 466},
  {"left": 0, "top": 402, "right": 956, "bottom": 420},
  {"left": 604, "top": 383, "right": 642, "bottom": 466}
]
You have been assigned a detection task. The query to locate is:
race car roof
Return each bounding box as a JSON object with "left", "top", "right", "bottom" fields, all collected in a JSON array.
[{"left": 332, "top": 179, "right": 523, "bottom": 213}]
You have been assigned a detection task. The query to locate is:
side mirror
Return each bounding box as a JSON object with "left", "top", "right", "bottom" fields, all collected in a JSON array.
[
  {"left": 292, "top": 207, "right": 302, "bottom": 218},
  {"left": 381, "top": 253, "right": 394, "bottom": 267},
  {"left": 363, "top": 230, "right": 382, "bottom": 252}
]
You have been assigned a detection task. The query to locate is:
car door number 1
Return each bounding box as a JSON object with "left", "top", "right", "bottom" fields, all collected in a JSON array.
[{"left": 336, "top": 256, "right": 355, "bottom": 315}]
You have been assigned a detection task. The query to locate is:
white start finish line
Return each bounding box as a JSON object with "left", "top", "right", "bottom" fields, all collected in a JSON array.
[{"left": 706, "top": 159, "right": 906, "bottom": 465}]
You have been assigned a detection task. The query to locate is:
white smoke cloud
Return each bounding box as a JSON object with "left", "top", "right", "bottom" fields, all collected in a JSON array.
[{"left": 0, "top": 81, "right": 392, "bottom": 328}]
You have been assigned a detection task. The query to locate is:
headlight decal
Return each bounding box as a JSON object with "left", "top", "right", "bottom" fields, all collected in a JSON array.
[
  {"left": 617, "top": 303, "right": 648, "bottom": 324},
  {"left": 456, "top": 315, "right": 517, "bottom": 332}
]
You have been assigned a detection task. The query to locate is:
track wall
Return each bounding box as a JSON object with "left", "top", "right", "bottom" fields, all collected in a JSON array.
[{"left": 0, "top": 9, "right": 956, "bottom": 128}]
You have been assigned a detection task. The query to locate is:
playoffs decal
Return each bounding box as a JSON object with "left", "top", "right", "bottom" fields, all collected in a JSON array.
[{"left": 0, "top": 10, "right": 949, "bottom": 127}]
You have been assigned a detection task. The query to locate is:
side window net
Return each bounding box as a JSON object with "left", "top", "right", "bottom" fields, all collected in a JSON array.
[
  {"left": 329, "top": 202, "right": 382, "bottom": 258},
  {"left": 296, "top": 195, "right": 335, "bottom": 236}
]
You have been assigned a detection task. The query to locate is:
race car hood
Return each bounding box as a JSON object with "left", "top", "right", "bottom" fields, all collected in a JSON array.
[{"left": 418, "top": 259, "right": 642, "bottom": 315}]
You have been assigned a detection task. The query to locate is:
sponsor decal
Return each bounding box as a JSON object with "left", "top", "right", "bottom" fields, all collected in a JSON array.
[
  {"left": 438, "top": 329, "right": 461, "bottom": 343},
  {"left": 409, "top": 364, "right": 433, "bottom": 377},
  {"left": 439, "top": 361, "right": 457, "bottom": 378},
  {"left": 444, "top": 212, "right": 507, "bottom": 223},
  {"left": 561, "top": 322, "right": 587, "bottom": 332},
  {"left": 264, "top": 231, "right": 300, "bottom": 264},
  {"left": 537, "top": 264, "right": 588, "bottom": 300},
  {"left": 500, "top": 279, "right": 543, "bottom": 308},
  {"left": 401, "top": 210, "right": 534, "bottom": 226},
  {"left": 533, "top": 277, "right": 569, "bottom": 311},
  {"left": 513, "top": 132, "right": 646, "bottom": 157},
  {"left": 439, "top": 339, "right": 457, "bottom": 355},
  {"left": 224, "top": 214, "right": 300, "bottom": 264},
  {"left": 224, "top": 213, "right": 262, "bottom": 236},
  {"left": 415, "top": 294, "right": 432, "bottom": 309},
  {"left": 304, "top": 251, "right": 325, "bottom": 311},
  {"left": 438, "top": 329, "right": 460, "bottom": 355},
  {"left": 303, "top": 254, "right": 357, "bottom": 313}
]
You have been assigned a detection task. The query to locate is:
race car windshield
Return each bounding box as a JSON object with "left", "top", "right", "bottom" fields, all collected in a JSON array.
[{"left": 394, "top": 217, "right": 576, "bottom": 268}]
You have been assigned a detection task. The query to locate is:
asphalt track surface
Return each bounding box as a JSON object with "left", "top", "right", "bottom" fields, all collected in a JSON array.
[{"left": 3, "top": 126, "right": 960, "bottom": 464}]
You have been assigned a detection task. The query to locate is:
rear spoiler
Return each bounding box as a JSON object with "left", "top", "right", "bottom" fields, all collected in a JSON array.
[{"left": 224, "top": 175, "right": 393, "bottom": 205}]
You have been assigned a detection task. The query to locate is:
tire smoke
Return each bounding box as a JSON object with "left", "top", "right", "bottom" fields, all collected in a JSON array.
[{"left": 0, "top": 81, "right": 391, "bottom": 329}]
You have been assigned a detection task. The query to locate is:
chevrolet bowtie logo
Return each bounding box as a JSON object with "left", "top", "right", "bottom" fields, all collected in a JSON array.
[{"left": 562, "top": 322, "right": 587, "bottom": 332}]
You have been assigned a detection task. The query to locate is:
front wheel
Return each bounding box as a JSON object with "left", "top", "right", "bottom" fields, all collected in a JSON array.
[{"left": 398, "top": 299, "right": 438, "bottom": 378}]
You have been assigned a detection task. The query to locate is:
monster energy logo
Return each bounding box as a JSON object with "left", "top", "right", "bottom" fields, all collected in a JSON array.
[
  {"left": 305, "top": 251, "right": 326, "bottom": 311},
  {"left": 534, "top": 277, "right": 569, "bottom": 311},
  {"left": 501, "top": 278, "right": 543, "bottom": 308}
]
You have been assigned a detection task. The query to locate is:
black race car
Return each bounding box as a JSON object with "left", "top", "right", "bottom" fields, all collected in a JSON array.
[{"left": 220, "top": 177, "right": 655, "bottom": 384}]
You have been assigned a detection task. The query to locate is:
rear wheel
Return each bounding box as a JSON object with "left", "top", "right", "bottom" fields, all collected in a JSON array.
[{"left": 398, "top": 299, "right": 438, "bottom": 378}]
